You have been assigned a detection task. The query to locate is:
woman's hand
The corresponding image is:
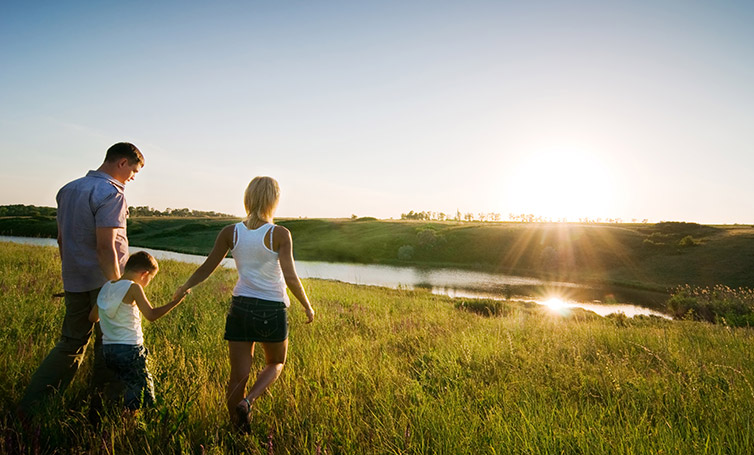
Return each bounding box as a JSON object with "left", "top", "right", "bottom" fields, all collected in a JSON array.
[
  {"left": 172, "top": 285, "right": 191, "bottom": 303},
  {"left": 304, "top": 306, "right": 315, "bottom": 324}
]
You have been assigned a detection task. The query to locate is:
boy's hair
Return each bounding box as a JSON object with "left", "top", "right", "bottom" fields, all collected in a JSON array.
[
  {"left": 244, "top": 176, "right": 280, "bottom": 223},
  {"left": 105, "top": 142, "right": 144, "bottom": 167},
  {"left": 124, "top": 251, "right": 159, "bottom": 274}
]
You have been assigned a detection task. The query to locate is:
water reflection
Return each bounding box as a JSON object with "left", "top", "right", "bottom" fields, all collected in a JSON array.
[
  {"left": 1, "top": 235, "right": 670, "bottom": 318},
  {"left": 431, "top": 285, "right": 669, "bottom": 318}
]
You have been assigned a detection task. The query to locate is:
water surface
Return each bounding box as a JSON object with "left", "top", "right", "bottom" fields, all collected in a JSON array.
[{"left": 1, "top": 235, "right": 670, "bottom": 318}]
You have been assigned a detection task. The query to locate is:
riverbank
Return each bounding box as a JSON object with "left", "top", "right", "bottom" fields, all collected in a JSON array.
[
  {"left": 3, "top": 215, "right": 753, "bottom": 292},
  {"left": 1, "top": 237, "right": 669, "bottom": 317},
  {"left": 2, "top": 242, "right": 752, "bottom": 453}
]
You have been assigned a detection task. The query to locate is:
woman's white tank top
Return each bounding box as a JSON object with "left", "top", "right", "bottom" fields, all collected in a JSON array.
[{"left": 231, "top": 221, "right": 290, "bottom": 306}]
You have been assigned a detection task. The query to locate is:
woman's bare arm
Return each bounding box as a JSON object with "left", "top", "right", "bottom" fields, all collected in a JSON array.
[
  {"left": 172, "top": 224, "right": 234, "bottom": 300},
  {"left": 276, "top": 226, "right": 314, "bottom": 323}
]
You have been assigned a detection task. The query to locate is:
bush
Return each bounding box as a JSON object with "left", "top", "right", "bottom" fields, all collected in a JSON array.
[
  {"left": 416, "top": 229, "right": 439, "bottom": 248},
  {"left": 397, "top": 244, "right": 414, "bottom": 260},
  {"left": 679, "top": 235, "right": 697, "bottom": 247},
  {"left": 455, "top": 299, "right": 509, "bottom": 317},
  {"left": 666, "top": 284, "right": 754, "bottom": 326}
]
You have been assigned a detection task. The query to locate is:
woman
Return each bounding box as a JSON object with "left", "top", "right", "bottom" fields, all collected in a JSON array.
[{"left": 174, "top": 176, "right": 314, "bottom": 431}]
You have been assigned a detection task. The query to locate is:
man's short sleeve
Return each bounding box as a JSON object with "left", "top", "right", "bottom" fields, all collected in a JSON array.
[{"left": 94, "top": 191, "right": 127, "bottom": 228}]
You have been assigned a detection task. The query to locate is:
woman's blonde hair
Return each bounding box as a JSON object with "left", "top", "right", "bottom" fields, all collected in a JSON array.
[{"left": 244, "top": 176, "right": 280, "bottom": 226}]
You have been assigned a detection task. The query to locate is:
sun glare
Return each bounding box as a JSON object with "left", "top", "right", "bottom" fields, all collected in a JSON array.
[
  {"left": 542, "top": 297, "right": 573, "bottom": 315},
  {"left": 543, "top": 297, "right": 567, "bottom": 311},
  {"left": 506, "top": 148, "right": 615, "bottom": 220}
]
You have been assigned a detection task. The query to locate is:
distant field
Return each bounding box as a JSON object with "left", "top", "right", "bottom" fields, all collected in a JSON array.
[
  {"left": 3, "top": 215, "right": 754, "bottom": 291},
  {"left": 2, "top": 242, "right": 753, "bottom": 454}
]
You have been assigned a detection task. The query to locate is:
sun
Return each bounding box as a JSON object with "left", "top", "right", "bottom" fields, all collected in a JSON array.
[
  {"left": 542, "top": 297, "right": 568, "bottom": 311},
  {"left": 541, "top": 297, "right": 575, "bottom": 316},
  {"left": 505, "top": 148, "right": 615, "bottom": 220}
]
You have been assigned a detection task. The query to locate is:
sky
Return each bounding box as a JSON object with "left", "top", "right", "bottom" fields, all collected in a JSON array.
[{"left": 1, "top": 0, "right": 753, "bottom": 223}]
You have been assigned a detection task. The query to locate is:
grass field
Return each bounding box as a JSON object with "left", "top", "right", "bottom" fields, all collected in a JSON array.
[
  {"left": 2, "top": 242, "right": 754, "bottom": 454},
  {"left": 3, "top": 216, "right": 754, "bottom": 293}
]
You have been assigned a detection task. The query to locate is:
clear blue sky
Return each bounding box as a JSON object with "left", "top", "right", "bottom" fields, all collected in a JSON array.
[{"left": 2, "top": 1, "right": 753, "bottom": 223}]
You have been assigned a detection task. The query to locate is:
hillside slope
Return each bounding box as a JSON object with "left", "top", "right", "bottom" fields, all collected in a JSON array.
[{"left": 2, "top": 215, "right": 752, "bottom": 289}]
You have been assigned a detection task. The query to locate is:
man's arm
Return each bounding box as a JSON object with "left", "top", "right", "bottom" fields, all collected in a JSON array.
[
  {"left": 96, "top": 227, "right": 120, "bottom": 281},
  {"left": 56, "top": 220, "right": 63, "bottom": 259}
]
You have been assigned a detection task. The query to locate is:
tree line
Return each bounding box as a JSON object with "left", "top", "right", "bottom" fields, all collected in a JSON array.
[
  {"left": 400, "top": 209, "right": 649, "bottom": 224},
  {"left": 0, "top": 204, "right": 234, "bottom": 218},
  {"left": 400, "top": 210, "right": 503, "bottom": 222},
  {"left": 127, "top": 206, "right": 235, "bottom": 218},
  {"left": 0, "top": 205, "right": 56, "bottom": 217}
]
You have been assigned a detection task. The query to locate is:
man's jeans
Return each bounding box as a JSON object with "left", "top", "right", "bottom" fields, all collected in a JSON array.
[
  {"left": 103, "top": 344, "right": 155, "bottom": 410},
  {"left": 18, "top": 289, "right": 121, "bottom": 412}
]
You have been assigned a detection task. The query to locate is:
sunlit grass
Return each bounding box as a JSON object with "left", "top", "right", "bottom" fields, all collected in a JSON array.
[{"left": 2, "top": 242, "right": 754, "bottom": 454}]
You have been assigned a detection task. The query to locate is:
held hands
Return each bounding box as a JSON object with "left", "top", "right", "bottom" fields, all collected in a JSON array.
[{"left": 171, "top": 285, "right": 191, "bottom": 305}]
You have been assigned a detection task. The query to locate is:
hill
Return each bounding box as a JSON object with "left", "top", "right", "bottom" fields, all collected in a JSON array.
[
  {"left": 2, "top": 213, "right": 754, "bottom": 291},
  {"left": 120, "top": 218, "right": 754, "bottom": 291}
]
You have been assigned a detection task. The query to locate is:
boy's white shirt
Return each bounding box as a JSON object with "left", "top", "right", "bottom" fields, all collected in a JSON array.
[
  {"left": 97, "top": 279, "right": 144, "bottom": 344},
  {"left": 98, "top": 280, "right": 132, "bottom": 318}
]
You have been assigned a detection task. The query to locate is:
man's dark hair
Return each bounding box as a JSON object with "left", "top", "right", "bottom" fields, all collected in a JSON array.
[
  {"left": 124, "top": 251, "right": 159, "bottom": 273},
  {"left": 105, "top": 142, "right": 144, "bottom": 166}
]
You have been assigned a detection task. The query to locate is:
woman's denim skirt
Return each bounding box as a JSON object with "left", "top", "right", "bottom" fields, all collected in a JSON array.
[{"left": 224, "top": 295, "right": 289, "bottom": 343}]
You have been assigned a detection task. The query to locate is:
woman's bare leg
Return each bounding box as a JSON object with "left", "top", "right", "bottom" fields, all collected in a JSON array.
[
  {"left": 227, "top": 341, "right": 254, "bottom": 423},
  {"left": 242, "top": 340, "right": 288, "bottom": 407}
]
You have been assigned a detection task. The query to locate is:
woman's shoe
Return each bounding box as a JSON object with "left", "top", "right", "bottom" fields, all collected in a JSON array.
[{"left": 235, "top": 397, "right": 252, "bottom": 434}]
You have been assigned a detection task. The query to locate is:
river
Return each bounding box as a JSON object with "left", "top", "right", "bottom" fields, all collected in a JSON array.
[{"left": 1, "top": 235, "right": 670, "bottom": 318}]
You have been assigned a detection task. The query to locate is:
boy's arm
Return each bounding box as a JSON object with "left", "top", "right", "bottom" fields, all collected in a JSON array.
[
  {"left": 88, "top": 305, "right": 100, "bottom": 323},
  {"left": 131, "top": 283, "right": 188, "bottom": 322}
]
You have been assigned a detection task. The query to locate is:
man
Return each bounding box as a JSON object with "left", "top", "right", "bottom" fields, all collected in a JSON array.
[{"left": 18, "top": 142, "right": 144, "bottom": 416}]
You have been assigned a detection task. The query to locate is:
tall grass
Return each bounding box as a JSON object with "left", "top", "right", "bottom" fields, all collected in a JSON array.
[
  {"left": 2, "top": 242, "right": 754, "bottom": 454},
  {"left": 667, "top": 284, "right": 754, "bottom": 326}
]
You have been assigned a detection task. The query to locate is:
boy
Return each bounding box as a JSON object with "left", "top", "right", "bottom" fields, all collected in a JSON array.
[{"left": 89, "top": 251, "right": 188, "bottom": 410}]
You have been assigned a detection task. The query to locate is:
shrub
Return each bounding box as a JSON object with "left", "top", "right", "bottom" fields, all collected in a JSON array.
[
  {"left": 416, "top": 229, "right": 438, "bottom": 248},
  {"left": 397, "top": 244, "right": 415, "bottom": 260},
  {"left": 455, "top": 299, "right": 509, "bottom": 317},
  {"left": 666, "top": 284, "right": 754, "bottom": 326},
  {"left": 679, "top": 235, "right": 697, "bottom": 247}
]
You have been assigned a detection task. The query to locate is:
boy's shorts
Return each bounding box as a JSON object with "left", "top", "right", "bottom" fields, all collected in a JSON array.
[
  {"left": 103, "top": 343, "right": 155, "bottom": 410},
  {"left": 224, "top": 296, "right": 289, "bottom": 343}
]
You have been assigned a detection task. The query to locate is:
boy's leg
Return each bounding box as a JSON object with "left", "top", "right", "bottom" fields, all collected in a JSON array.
[
  {"left": 89, "top": 310, "right": 126, "bottom": 423},
  {"left": 92, "top": 322, "right": 124, "bottom": 398},
  {"left": 107, "top": 344, "right": 154, "bottom": 410},
  {"left": 18, "top": 290, "right": 98, "bottom": 413},
  {"left": 135, "top": 346, "right": 155, "bottom": 408}
]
